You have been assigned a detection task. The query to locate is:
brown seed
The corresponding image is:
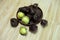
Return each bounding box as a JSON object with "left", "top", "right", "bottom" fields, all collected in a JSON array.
[
  {"left": 29, "top": 25, "right": 37, "bottom": 33},
  {"left": 40, "top": 19, "right": 48, "bottom": 27},
  {"left": 16, "top": 3, "right": 43, "bottom": 27},
  {"left": 10, "top": 18, "right": 18, "bottom": 27}
]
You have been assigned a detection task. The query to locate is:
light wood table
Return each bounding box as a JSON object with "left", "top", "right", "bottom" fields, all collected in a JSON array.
[{"left": 0, "top": 0, "right": 60, "bottom": 40}]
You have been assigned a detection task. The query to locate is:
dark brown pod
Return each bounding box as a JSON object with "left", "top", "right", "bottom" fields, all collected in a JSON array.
[{"left": 16, "top": 4, "right": 43, "bottom": 26}]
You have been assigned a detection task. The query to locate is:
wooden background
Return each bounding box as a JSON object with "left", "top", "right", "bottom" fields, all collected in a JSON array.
[{"left": 0, "top": 0, "right": 60, "bottom": 40}]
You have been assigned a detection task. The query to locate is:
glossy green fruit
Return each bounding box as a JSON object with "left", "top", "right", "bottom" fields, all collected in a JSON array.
[
  {"left": 22, "top": 16, "right": 30, "bottom": 24},
  {"left": 19, "top": 27, "right": 27, "bottom": 35},
  {"left": 17, "top": 12, "right": 25, "bottom": 19}
]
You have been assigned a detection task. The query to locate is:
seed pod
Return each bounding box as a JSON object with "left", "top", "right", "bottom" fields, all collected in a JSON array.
[{"left": 16, "top": 4, "right": 43, "bottom": 27}]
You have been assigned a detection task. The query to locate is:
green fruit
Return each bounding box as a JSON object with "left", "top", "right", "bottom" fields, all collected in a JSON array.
[
  {"left": 19, "top": 27, "right": 27, "bottom": 35},
  {"left": 22, "top": 16, "right": 30, "bottom": 24},
  {"left": 17, "top": 12, "right": 25, "bottom": 19}
]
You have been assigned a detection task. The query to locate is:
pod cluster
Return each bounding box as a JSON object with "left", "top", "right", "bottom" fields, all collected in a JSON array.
[{"left": 10, "top": 3, "right": 48, "bottom": 35}]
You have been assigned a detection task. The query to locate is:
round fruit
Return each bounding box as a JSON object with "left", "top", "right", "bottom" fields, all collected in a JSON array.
[
  {"left": 40, "top": 19, "right": 48, "bottom": 27},
  {"left": 29, "top": 25, "right": 37, "bottom": 33},
  {"left": 22, "top": 16, "right": 30, "bottom": 24},
  {"left": 10, "top": 18, "right": 18, "bottom": 27},
  {"left": 19, "top": 27, "right": 27, "bottom": 35},
  {"left": 17, "top": 12, "right": 25, "bottom": 19}
]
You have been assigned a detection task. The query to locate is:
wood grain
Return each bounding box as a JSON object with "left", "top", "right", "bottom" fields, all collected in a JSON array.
[{"left": 0, "top": 0, "right": 60, "bottom": 40}]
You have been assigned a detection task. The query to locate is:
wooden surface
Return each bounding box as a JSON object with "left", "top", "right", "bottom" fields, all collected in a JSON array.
[{"left": 0, "top": 0, "right": 60, "bottom": 40}]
